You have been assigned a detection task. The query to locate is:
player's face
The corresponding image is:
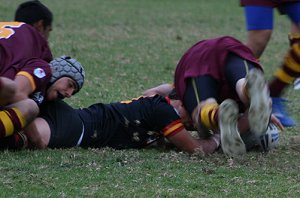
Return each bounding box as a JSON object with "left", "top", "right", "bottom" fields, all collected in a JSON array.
[
  {"left": 41, "top": 25, "right": 52, "bottom": 40},
  {"left": 46, "top": 77, "right": 77, "bottom": 101},
  {"left": 33, "top": 20, "right": 52, "bottom": 40}
]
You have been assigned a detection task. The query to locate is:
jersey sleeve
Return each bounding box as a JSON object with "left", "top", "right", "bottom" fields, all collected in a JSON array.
[
  {"left": 16, "top": 58, "right": 51, "bottom": 95},
  {"left": 162, "top": 119, "right": 184, "bottom": 137},
  {"left": 151, "top": 101, "right": 184, "bottom": 137}
]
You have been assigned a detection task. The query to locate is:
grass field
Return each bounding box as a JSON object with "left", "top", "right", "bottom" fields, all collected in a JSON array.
[{"left": 0, "top": 0, "right": 300, "bottom": 197}]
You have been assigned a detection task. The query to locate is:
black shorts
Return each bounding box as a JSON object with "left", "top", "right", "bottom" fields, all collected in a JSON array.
[
  {"left": 183, "top": 53, "right": 256, "bottom": 116},
  {"left": 39, "top": 100, "right": 84, "bottom": 148}
]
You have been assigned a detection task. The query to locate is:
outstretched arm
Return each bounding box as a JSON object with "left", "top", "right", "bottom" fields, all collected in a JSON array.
[
  {"left": 143, "top": 83, "right": 174, "bottom": 97},
  {"left": 166, "top": 129, "right": 220, "bottom": 154}
]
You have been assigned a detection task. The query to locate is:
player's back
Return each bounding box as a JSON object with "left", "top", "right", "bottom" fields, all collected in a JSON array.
[
  {"left": 0, "top": 22, "right": 52, "bottom": 76},
  {"left": 78, "top": 95, "right": 178, "bottom": 149}
]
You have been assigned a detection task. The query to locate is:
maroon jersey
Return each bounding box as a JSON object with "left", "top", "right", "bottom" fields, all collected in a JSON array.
[
  {"left": 240, "top": 0, "right": 300, "bottom": 7},
  {"left": 0, "top": 22, "right": 53, "bottom": 104},
  {"left": 174, "top": 36, "right": 262, "bottom": 101}
]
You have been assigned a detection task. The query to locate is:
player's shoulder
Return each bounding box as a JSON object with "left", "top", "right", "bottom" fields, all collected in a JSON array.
[
  {"left": 40, "top": 99, "right": 71, "bottom": 111},
  {"left": 145, "top": 94, "right": 170, "bottom": 106}
]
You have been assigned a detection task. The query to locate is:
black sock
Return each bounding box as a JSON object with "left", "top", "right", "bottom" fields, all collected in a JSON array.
[{"left": 0, "top": 132, "right": 27, "bottom": 150}]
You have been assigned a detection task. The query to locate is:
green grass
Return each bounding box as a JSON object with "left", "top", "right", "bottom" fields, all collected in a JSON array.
[{"left": 0, "top": 0, "right": 299, "bottom": 197}]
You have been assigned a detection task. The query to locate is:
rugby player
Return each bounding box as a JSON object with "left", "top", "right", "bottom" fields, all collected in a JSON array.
[
  {"left": 21, "top": 93, "right": 221, "bottom": 155},
  {"left": 0, "top": 1, "right": 83, "bottom": 138},
  {"left": 145, "top": 36, "right": 283, "bottom": 156},
  {"left": 240, "top": 0, "right": 300, "bottom": 127}
]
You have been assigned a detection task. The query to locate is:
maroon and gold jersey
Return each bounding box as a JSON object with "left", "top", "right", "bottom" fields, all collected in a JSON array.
[
  {"left": 0, "top": 22, "right": 52, "bottom": 104},
  {"left": 174, "top": 36, "right": 262, "bottom": 101}
]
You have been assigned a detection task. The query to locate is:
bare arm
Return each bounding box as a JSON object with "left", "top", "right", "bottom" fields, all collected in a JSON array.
[
  {"left": 12, "top": 75, "right": 34, "bottom": 103},
  {"left": 0, "top": 77, "right": 16, "bottom": 105},
  {"left": 166, "top": 129, "right": 220, "bottom": 154},
  {"left": 5, "top": 98, "right": 39, "bottom": 126},
  {"left": 143, "top": 83, "right": 174, "bottom": 97}
]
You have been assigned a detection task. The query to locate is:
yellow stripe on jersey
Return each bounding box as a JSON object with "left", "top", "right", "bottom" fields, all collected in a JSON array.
[
  {"left": 163, "top": 120, "right": 184, "bottom": 137},
  {"left": 16, "top": 71, "right": 36, "bottom": 92}
]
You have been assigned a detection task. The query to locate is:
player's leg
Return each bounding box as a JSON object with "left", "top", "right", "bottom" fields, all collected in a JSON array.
[
  {"left": 244, "top": 6, "right": 274, "bottom": 58},
  {"left": 0, "top": 99, "right": 39, "bottom": 138},
  {"left": 224, "top": 53, "right": 271, "bottom": 137},
  {"left": 182, "top": 74, "right": 247, "bottom": 156},
  {"left": 267, "top": 3, "right": 300, "bottom": 127},
  {"left": 269, "top": 42, "right": 300, "bottom": 127},
  {"left": 0, "top": 99, "right": 38, "bottom": 150},
  {"left": 219, "top": 99, "right": 246, "bottom": 157},
  {"left": 270, "top": 1, "right": 300, "bottom": 126},
  {"left": 290, "top": 23, "right": 300, "bottom": 46},
  {"left": 246, "top": 68, "right": 272, "bottom": 137},
  {"left": 221, "top": 53, "right": 258, "bottom": 156},
  {"left": 183, "top": 75, "right": 220, "bottom": 137},
  {"left": 0, "top": 131, "right": 28, "bottom": 150},
  {"left": 280, "top": 2, "right": 300, "bottom": 45},
  {"left": 224, "top": 52, "right": 256, "bottom": 106},
  {"left": 289, "top": 21, "right": 300, "bottom": 90},
  {"left": 24, "top": 117, "right": 51, "bottom": 149}
]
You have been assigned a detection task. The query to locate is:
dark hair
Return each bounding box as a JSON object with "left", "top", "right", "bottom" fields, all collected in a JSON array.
[{"left": 15, "top": 0, "right": 53, "bottom": 28}]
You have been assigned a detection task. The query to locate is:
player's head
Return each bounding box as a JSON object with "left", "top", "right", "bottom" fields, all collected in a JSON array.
[
  {"left": 15, "top": 0, "right": 53, "bottom": 39},
  {"left": 46, "top": 56, "right": 85, "bottom": 101}
]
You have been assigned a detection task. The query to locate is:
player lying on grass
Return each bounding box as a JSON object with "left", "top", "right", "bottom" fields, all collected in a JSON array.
[
  {"left": 144, "top": 36, "right": 284, "bottom": 156},
  {"left": 17, "top": 92, "right": 222, "bottom": 155},
  {"left": 5, "top": 88, "right": 279, "bottom": 155}
]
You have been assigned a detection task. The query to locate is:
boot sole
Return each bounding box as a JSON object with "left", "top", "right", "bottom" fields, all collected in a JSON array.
[
  {"left": 219, "top": 99, "right": 246, "bottom": 157},
  {"left": 247, "top": 69, "right": 271, "bottom": 137}
]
